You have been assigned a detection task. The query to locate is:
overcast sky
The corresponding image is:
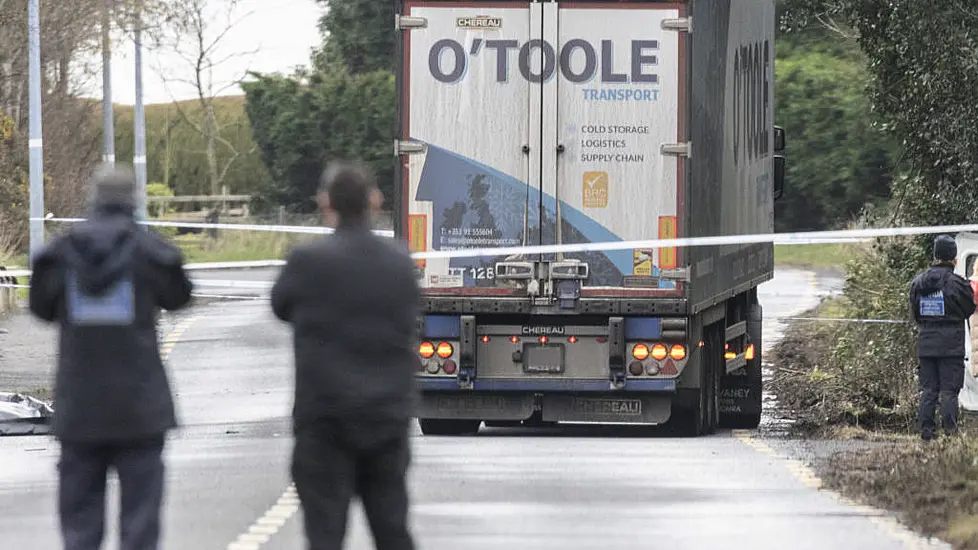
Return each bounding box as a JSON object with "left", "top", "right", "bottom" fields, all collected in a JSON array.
[{"left": 77, "top": 0, "right": 323, "bottom": 105}]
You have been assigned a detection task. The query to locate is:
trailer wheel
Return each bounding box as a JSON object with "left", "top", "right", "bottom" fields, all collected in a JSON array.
[
  {"left": 418, "top": 419, "right": 482, "bottom": 436},
  {"left": 668, "top": 324, "right": 721, "bottom": 437}
]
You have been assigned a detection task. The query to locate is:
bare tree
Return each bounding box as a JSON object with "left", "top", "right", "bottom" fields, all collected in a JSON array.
[
  {"left": 0, "top": 0, "right": 103, "bottom": 223},
  {"left": 149, "top": 0, "right": 259, "bottom": 197}
]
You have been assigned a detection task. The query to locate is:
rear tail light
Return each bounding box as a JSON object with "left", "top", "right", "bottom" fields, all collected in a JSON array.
[
  {"left": 419, "top": 342, "right": 435, "bottom": 358},
  {"left": 725, "top": 351, "right": 736, "bottom": 360},
  {"left": 481, "top": 335, "right": 490, "bottom": 343},
  {"left": 436, "top": 342, "right": 453, "bottom": 358},
  {"left": 442, "top": 359, "right": 457, "bottom": 375},
  {"left": 568, "top": 336, "right": 578, "bottom": 344},
  {"left": 628, "top": 361, "right": 644, "bottom": 376},
  {"left": 745, "top": 344, "right": 755, "bottom": 360},
  {"left": 660, "top": 358, "right": 678, "bottom": 375},
  {"left": 510, "top": 336, "right": 520, "bottom": 344},
  {"left": 651, "top": 344, "right": 668, "bottom": 361},
  {"left": 669, "top": 344, "right": 686, "bottom": 361},
  {"left": 632, "top": 344, "right": 650, "bottom": 360},
  {"left": 539, "top": 336, "right": 548, "bottom": 344}
]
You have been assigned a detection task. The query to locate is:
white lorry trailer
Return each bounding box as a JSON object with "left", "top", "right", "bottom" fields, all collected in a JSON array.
[{"left": 394, "top": 0, "right": 786, "bottom": 436}]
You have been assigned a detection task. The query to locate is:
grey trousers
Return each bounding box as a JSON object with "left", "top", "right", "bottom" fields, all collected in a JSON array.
[{"left": 58, "top": 436, "right": 165, "bottom": 550}]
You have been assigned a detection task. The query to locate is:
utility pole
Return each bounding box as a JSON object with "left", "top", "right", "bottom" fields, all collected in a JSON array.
[
  {"left": 27, "top": 0, "right": 44, "bottom": 263},
  {"left": 133, "top": 0, "right": 147, "bottom": 221},
  {"left": 102, "top": 0, "right": 114, "bottom": 165}
]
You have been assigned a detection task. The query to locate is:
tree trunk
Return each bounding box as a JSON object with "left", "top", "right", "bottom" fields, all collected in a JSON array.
[{"left": 205, "top": 101, "right": 219, "bottom": 196}]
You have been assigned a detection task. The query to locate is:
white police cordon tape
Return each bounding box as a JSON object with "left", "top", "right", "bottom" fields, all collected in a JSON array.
[
  {"left": 783, "top": 316, "right": 909, "bottom": 325},
  {"left": 409, "top": 223, "right": 978, "bottom": 261},
  {"left": 35, "top": 217, "right": 396, "bottom": 238}
]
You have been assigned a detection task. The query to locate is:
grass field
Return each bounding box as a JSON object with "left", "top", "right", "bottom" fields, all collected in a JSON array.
[{"left": 773, "top": 242, "right": 859, "bottom": 271}]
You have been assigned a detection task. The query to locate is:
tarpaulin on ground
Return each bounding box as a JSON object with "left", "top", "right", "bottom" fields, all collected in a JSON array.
[{"left": 0, "top": 392, "right": 53, "bottom": 436}]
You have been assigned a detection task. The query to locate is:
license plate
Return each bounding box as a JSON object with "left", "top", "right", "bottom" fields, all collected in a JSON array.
[{"left": 523, "top": 344, "right": 565, "bottom": 374}]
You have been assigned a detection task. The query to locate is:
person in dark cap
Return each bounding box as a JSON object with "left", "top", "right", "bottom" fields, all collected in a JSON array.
[
  {"left": 28, "top": 162, "right": 193, "bottom": 550},
  {"left": 909, "top": 234, "right": 976, "bottom": 440},
  {"left": 271, "top": 160, "right": 420, "bottom": 550}
]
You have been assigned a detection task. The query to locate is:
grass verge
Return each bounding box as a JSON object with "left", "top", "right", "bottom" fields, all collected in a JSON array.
[
  {"left": 821, "top": 428, "right": 978, "bottom": 548},
  {"left": 774, "top": 242, "right": 857, "bottom": 271},
  {"left": 172, "top": 230, "right": 317, "bottom": 264}
]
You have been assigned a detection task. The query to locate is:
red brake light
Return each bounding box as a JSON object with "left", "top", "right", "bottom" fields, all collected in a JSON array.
[
  {"left": 632, "top": 344, "right": 650, "bottom": 360},
  {"left": 436, "top": 342, "right": 454, "bottom": 359},
  {"left": 419, "top": 342, "right": 435, "bottom": 358},
  {"left": 651, "top": 344, "right": 668, "bottom": 361},
  {"left": 670, "top": 345, "right": 686, "bottom": 361}
]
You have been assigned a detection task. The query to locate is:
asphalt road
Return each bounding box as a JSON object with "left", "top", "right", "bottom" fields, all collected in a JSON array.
[{"left": 0, "top": 268, "right": 949, "bottom": 549}]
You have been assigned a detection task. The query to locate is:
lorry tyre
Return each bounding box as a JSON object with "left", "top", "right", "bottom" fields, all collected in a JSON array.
[
  {"left": 719, "top": 302, "right": 763, "bottom": 429},
  {"left": 418, "top": 419, "right": 482, "bottom": 436},
  {"left": 668, "top": 324, "right": 721, "bottom": 437}
]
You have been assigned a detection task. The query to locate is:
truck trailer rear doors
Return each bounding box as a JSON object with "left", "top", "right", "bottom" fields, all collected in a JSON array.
[{"left": 400, "top": 1, "right": 685, "bottom": 295}]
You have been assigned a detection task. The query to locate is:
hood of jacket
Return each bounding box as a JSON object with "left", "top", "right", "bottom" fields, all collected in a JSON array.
[
  {"left": 918, "top": 265, "right": 954, "bottom": 296},
  {"left": 61, "top": 208, "right": 140, "bottom": 295}
]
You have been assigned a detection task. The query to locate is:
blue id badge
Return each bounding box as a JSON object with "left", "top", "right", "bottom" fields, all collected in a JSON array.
[
  {"left": 919, "top": 291, "right": 946, "bottom": 317},
  {"left": 66, "top": 271, "right": 136, "bottom": 326}
]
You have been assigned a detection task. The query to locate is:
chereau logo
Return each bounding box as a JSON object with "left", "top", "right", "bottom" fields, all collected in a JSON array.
[
  {"left": 457, "top": 15, "right": 502, "bottom": 29},
  {"left": 522, "top": 326, "right": 566, "bottom": 336}
]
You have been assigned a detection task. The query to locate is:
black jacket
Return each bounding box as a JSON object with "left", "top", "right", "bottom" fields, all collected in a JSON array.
[
  {"left": 28, "top": 208, "right": 193, "bottom": 442},
  {"left": 909, "top": 264, "right": 976, "bottom": 357},
  {"left": 271, "top": 221, "right": 421, "bottom": 432}
]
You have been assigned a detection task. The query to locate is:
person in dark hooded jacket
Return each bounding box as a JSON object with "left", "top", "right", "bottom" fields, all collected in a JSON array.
[
  {"left": 28, "top": 163, "right": 193, "bottom": 550},
  {"left": 271, "top": 161, "right": 420, "bottom": 550},
  {"left": 909, "top": 235, "right": 976, "bottom": 441}
]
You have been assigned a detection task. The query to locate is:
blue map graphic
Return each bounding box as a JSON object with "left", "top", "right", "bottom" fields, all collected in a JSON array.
[{"left": 414, "top": 142, "right": 668, "bottom": 288}]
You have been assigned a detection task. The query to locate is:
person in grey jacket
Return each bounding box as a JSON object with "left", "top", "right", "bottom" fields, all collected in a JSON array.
[
  {"left": 909, "top": 235, "right": 976, "bottom": 440},
  {"left": 271, "top": 161, "right": 420, "bottom": 550},
  {"left": 29, "top": 163, "right": 193, "bottom": 550}
]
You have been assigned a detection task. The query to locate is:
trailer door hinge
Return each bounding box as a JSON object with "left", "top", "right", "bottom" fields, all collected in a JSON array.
[
  {"left": 395, "top": 15, "right": 427, "bottom": 30},
  {"left": 394, "top": 139, "right": 426, "bottom": 157},
  {"left": 660, "top": 142, "right": 691, "bottom": 158},
  {"left": 661, "top": 17, "right": 692, "bottom": 33}
]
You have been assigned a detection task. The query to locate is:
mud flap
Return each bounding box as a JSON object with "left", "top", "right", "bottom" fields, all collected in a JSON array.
[{"left": 719, "top": 303, "right": 763, "bottom": 428}]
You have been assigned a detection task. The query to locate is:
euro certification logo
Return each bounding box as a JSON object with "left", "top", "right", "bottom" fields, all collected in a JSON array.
[{"left": 582, "top": 171, "right": 608, "bottom": 208}]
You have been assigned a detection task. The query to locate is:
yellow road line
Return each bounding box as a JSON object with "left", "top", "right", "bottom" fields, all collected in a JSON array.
[
  {"left": 160, "top": 315, "right": 198, "bottom": 362},
  {"left": 731, "top": 430, "right": 947, "bottom": 549},
  {"left": 226, "top": 484, "right": 301, "bottom": 550}
]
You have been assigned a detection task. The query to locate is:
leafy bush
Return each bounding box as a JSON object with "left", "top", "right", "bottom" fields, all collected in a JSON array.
[{"left": 771, "top": 239, "right": 920, "bottom": 433}]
